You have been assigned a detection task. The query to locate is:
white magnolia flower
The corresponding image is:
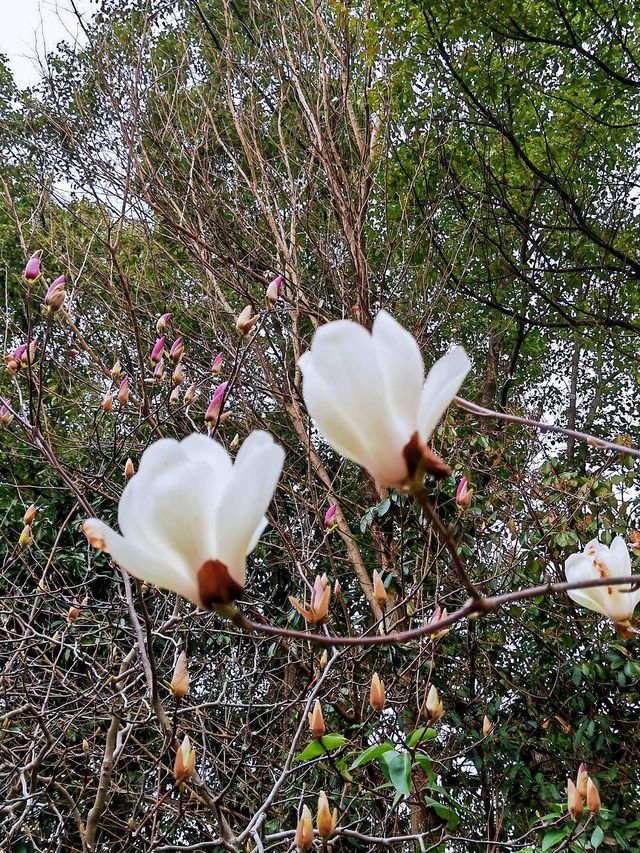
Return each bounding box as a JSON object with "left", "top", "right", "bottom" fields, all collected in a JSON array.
[
  {"left": 565, "top": 537, "right": 640, "bottom": 625},
  {"left": 83, "top": 432, "right": 284, "bottom": 609},
  {"left": 299, "top": 310, "right": 471, "bottom": 488}
]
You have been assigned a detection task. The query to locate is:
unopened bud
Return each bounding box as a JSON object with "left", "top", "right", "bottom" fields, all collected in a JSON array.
[
  {"left": 334, "top": 578, "right": 342, "bottom": 597},
  {"left": 567, "top": 778, "right": 583, "bottom": 821},
  {"left": 171, "top": 651, "right": 190, "bottom": 699},
  {"left": 117, "top": 376, "right": 129, "bottom": 406},
  {"left": 319, "top": 649, "right": 328, "bottom": 669},
  {"left": 156, "top": 312, "right": 171, "bottom": 334},
  {"left": 308, "top": 700, "right": 326, "bottom": 739},
  {"left": 576, "top": 763, "right": 588, "bottom": 799},
  {"left": 426, "top": 685, "right": 443, "bottom": 721},
  {"left": 150, "top": 336, "right": 165, "bottom": 364},
  {"left": 174, "top": 735, "right": 196, "bottom": 784},
  {"left": 169, "top": 386, "right": 181, "bottom": 407},
  {"left": 482, "top": 715, "right": 492, "bottom": 737},
  {"left": 324, "top": 503, "right": 337, "bottom": 528},
  {"left": 296, "top": 805, "right": 314, "bottom": 853},
  {"left": 236, "top": 305, "right": 258, "bottom": 336},
  {"left": 23, "top": 504, "right": 37, "bottom": 525},
  {"left": 229, "top": 433, "right": 240, "bottom": 450},
  {"left": 153, "top": 359, "right": 165, "bottom": 382},
  {"left": 369, "top": 672, "right": 385, "bottom": 712},
  {"left": 265, "top": 274, "right": 283, "bottom": 307},
  {"left": 211, "top": 352, "right": 223, "bottom": 374},
  {"left": 67, "top": 603, "right": 81, "bottom": 623},
  {"left": 169, "top": 337, "right": 184, "bottom": 364},
  {"left": 372, "top": 569, "right": 388, "bottom": 606},
  {"left": 101, "top": 392, "right": 113, "bottom": 412},
  {"left": 184, "top": 383, "right": 197, "bottom": 406},
  {"left": 124, "top": 458, "right": 135, "bottom": 480},
  {"left": 24, "top": 250, "right": 42, "bottom": 281},
  {"left": 172, "top": 363, "right": 185, "bottom": 386},
  {"left": 19, "top": 525, "right": 34, "bottom": 549},
  {"left": 316, "top": 791, "right": 337, "bottom": 840},
  {"left": 110, "top": 360, "right": 122, "bottom": 380},
  {"left": 82, "top": 738, "right": 90, "bottom": 755},
  {"left": 586, "top": 778, "right": 601, "bottom": 813},
  {"left": 44, "top": 275, "right": 66, "bottom": 312},
  {"left": 0, "top": 399, "right": 14, "bottom": 427},
  {"left": 456, "top": 476, "right": 474, "bottom": 511},
  {"left": 50, "top": 630, "right": 62, "bottom": 647},
  {"left": 205, "top": 382, "right": 228, "bottom": 424}
]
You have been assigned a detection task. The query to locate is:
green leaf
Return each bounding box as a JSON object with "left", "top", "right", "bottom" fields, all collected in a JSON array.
[
  {"left": 350, "top": 742, "right": 393, "bottom": 769},
  {"left": 407, "top": 726, "right": 437, "bottom": 748},
  {"left": 541, "top": 828, "right": 568, "bottom": 850},
  {"left": 591, "top": 826, "right": 604, "bottom": 848},
  {"left": 293, "top": 734, "right": 347, "bottom": 761},
  {"left": 320, "top": 733, "right": 347, "bottom": 750},
  {"left": 378, "top": 750, "right": 412, "bottom": 797}
]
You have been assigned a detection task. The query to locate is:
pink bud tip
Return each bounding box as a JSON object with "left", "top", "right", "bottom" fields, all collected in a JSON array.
[
  {"left": 324, "top": 504, "right": 337, "bottom": 527},
  {"left": 150, "top": 336, "right": 165, "bottom": 363},
  {"left": 205, "top": 382, "right": 228, "bottom": 423},
  {"left": 169, "top": 337, "right": 184, "bottom": 362},
  {"left": 24, "top": 251, "right": 42, "bottom": 281},
  {"left": 118, "top": 376, "right": 128, "bottom": 392},
  {"left": 211, "top": 352, "right": 223, "bottom": 373},
  {"left": 156, "top": 312, "right": 171, "bottom": 333},
  {"left": 13, "top": 344, "right": 27, "bottom": 362},
  {"left": 0, "top": 398, "right": 11, "bottom": 413},
  {"left": 456, "top": 477, "right": 468, "bottom": 503},
  {"left": 50, "top": 274, "right": 66, "bottom": 289},
  {"left": 265, "top": 275, "right": 283, "bottom": 306}
]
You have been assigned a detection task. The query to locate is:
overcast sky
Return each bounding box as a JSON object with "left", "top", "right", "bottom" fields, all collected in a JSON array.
[{"left": 1, "top": 0, "right": 93, "bottom": 88}]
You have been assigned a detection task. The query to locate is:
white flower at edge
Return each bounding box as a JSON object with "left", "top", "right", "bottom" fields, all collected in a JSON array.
[
  {"left": 565, "top": 537, "right": 640, "bottom": 625},
  {"left": 83, "top": 432, "right": 284, "bottom": 609},
  {"left": 299, "top": 310, "right": 471, "bottom": 488}
]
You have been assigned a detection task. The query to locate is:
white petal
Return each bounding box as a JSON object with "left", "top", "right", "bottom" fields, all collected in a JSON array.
[
  {"left": 418, "top": 346, "right": 471, "bottom": 440},
  {"left": 567, "top": 588, "right": 609, "bottom": 618},
  {"left": 565, "top": 553, "right": 612, "bottom": 616},
  {"left": 372, "top": 310, "right": 424, "bottom": 431},
  {"left": 85, "top": 518, "right": 200, "bottom": 605},
  {"left": 608, "top": 536, "right": 631, "bottom": 576},
  {"left": 215, "top": 432, "right": 284, "bottom": 580}
]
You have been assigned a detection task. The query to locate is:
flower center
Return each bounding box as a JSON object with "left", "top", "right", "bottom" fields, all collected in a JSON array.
[{"left": 197, "top": 559, "right": 244, "bottom": 608}]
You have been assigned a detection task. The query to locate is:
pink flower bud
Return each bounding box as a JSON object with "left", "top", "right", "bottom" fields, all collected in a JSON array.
[
  {"left": 0, "top": 398, "right": 14, "bottom": 427},
  {"left": 265, "top": 274, "right": 283, "bottom": 307},
  {"left": 324, "top": 503, "right": 337, "bottom": 528},
  {"left": 456, "top": 476, "right": 473, "bottom": 511},
  {"left": 153, "top": 359, "right": 165, "bottom": 382},
  {"left": 102, "top": 392, "right": 113, "bottom": 412},
  {"left": 211, "top": 352, "right": 223, "bottom": 374},
  {"left": 204, "top": 381, "right": 228, "bottom": 424},
  {"left": 150, "top": 337, "right": 165, "bottom": 364},
  {"left": 184, "top": 383, "right": 197, "bottom": 406},
  {"left": 117, "top": 376, "right": 129, "bottom": 406},
  {"left": 169, "top": 337, "right": 184, "bottom": 364},
  {"left": 169, "top": 386, "right": 181, "bottom": 406},
  {"left": 156, "top": 312, "right": 171, "bottom": 334},
  {"left": 172, "top": 362, "right": 185, "bottom": 386},
  {"left": 236, "top": 305, "right": 258, "bottom": 335},
  {"left": 44, "top": 275, "right": 66, "bottom": 311},
  {"left": 24, "top": 251, "right": 42, "bottom": 281}
]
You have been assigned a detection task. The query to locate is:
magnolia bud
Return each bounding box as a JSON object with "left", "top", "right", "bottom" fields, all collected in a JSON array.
[
  {"left": 174, "top": 735, "right": 196, "bottom": 784},
  {"left": 296, "top": 805, "right": 314, "bottom": 853},
  {"left": 110, "top": 360, "right": 122, "bottom": 380},
  {"left": 150, "top": 337, "right": 165, "bottom": 364},
  {"left": 308, "top": 700, "right": 326, "bottom": 739},
  {"left": 124, "top": 458, "right": 135, "bottom": 480},
  {"left": 426, "top": 685, "right": 443, "bottom": 721},
  {"left": 153, "top": 360, "right": 165, "bottom": 382},
  {"left": 369, "top": 672, "right": 385, "bottom": 712},
  {"left": 0, "top": 399, "right": 14, "bottom": 427},
  {"left": 101, "top": 392, "right": 113, "bottom": 412},
  {"left": 482, "top": 715, "right": 492, "bottom": 736},
  {"left": 19, "top": 525, "right": 33, "bottom": 549},
  {"left": 456, "top": 476, "right": 474, "bottom": 511},
  {"left": 50, "top": 630, "right": 61, "bottom": 647},
  {"left": 324, "top": 503, "right": 337, "bottom": 528},
  {"left": 82, "top": 738, "right": 90, "bottom": 756},
  {"left": 169, "top": 337, "right": 184, "bottom": 364},
  {"left": 184, "top": 383, "right": 197, "bottom": 406},
  {"left": 24, "top": 250, "right": 42, "bottom": 281},
  {"left": 172, "top": 363, "right": 185, "bottom": 386},
  {"left": 211, "top": 352, "right": 223, "bottom": 374},
  {"left": 23, "top": 504, "right": 37, "bottom": 526},
  {"left": 205, "top": 382, "right": 228, "bottom": 424},
  {"left": 44, "top": 275, "right": 66, "bottom": 312},
  {"left": 567, "top": 778, "right": 583, "bottom": 821},
  {"left": 169, "top": 386, "right": 181, "bottom": 407},
  {"left": 316, "top": 791, "right": 337, "bottom": 839},
  {"left": 67, "top": 603, "right": 81, "bottom": 623},
  {"left": 576, "top": 763, "right": 588, "bottom": 799},
  {"left": 229, "top": 433, "right": 240, "bottom": 450},
  {"left": 265, "top": 274, "right": 283, "bottom": 307},
  {"left": 319, "top": 649, "right": 328, "bottom": 669},
  {"left": 334, "top": 578, "right": 342, "bottom": 597},
  {"left": 236, "top": 305, "right": 258, "bottom": 335},
  {"left": 117, "top": 376, "right": 129, "bottom": 406},
  {"left": 171, "top": 651, "right": 190, "bottom": 699},
  {"left": 156, "top": 312, "right": 171, "bottom": 334},
  {"left": 586, "top": 778, "right": 601, "bottom": 813},
  {"left": 372, "top": 569, "right": 388, "bottom": 606}
]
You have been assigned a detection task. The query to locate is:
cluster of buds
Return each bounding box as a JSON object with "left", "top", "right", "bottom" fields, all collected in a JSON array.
[
  {"left": 44, "top": 274, "right": 66, "bottom": 313},
  {"left": 426, "top": 685, "right": 444, "bottom": 722},
  {"left": 308, "top": 700, "right": 325, "bottom": 739},
  {"left": 5, "top": 341, "right": 37, "bottom": 374},
  {"left": 204, "top": 382, "right": 228, "bottom": 426},
  {"left": 289, "top": 574, "right": 331, "bottom": 625},
  {"left": 1, "top": 399, "right": 14, "bottom": 428},
  {"left": 266, "top": 274, "right": 283, "bottom": 307},
  {"left": 567, "top": 763, "right": 601, "bottom": 820},
  {"left": 372, "top": 569, "right": 388, "bottom": 607},
  {"left": 174, "top": 735, "right": 196, "bottom": 784},
  {"left": 456, "top": 476, "right": 474, "bottom": 511},
  {"left": 369, "top": 672, "right": 385, "bottom": 712},
  {"left": 324, "top": 503, "right": 337, "bottom": 530},
  {"left": 236, "top": 305, "right": 259, "bottom": 336},
  {"left": 171, "top": 650, "right": 190, "bottom": 700}
]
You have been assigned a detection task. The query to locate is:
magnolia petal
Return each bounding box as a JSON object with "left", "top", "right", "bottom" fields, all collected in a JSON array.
[
  {"left": 215, "top": 432, "right": 284, "bottom": 576},
  {"left": 565, "top": 553, "right": 612, "bottom": 616},
  {"left": 84, "top": 518, "right": 200, "bottom": 605},
  {"left": 372, "top": 310, "right": 424, "bottom": 431},
  {"left": 567, "top": 587, "right": 610, "bottom": 618},
  {"left": 418, "top": 346, "right": 471, "bottom": 441},
  {"left": 608, "top": 536, "right": 632, "bottom": 576}
]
